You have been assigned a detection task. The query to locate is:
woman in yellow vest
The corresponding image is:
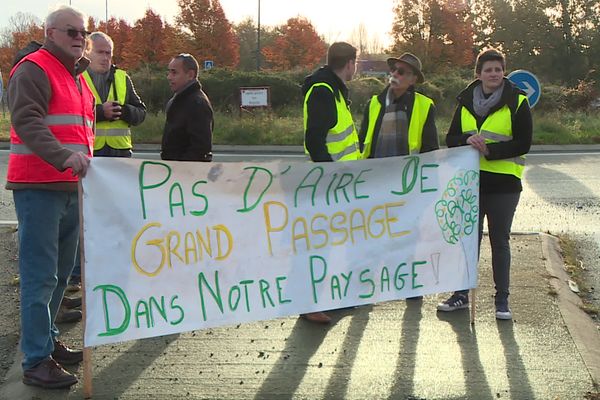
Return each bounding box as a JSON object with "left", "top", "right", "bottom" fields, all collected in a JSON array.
[
  {"left": 359, "top": 52, "right": 438, "bottom": 159},
  {"left": 437, "top": 48, "right": 532, "bottom": 320}
]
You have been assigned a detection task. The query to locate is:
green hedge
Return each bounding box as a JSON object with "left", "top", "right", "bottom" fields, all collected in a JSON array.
[{"left": 129, "top": 66, "right": 598, "bottom": 119}]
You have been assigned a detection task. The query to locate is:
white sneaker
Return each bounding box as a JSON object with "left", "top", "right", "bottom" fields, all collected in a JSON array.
[
  {"left": 495, "top": 304, "right": 512, "bottom": 320},
  {"left": 437, "top": 293, "right": 469, "bottom": 312}
]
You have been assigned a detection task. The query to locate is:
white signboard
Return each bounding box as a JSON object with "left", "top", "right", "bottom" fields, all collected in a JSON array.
[
  {"left": 82, "top": 147, "right": 480, "bottom": 346},
  {"left": 240, "top": 87, "right": 269, "bottom": 107}
]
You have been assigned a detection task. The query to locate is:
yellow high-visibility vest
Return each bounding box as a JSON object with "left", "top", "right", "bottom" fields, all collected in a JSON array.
[
  {"left": 361, "top": 91, "right": 433, "bottom": 159},
  {"left": 303, "top": 82, "right": 360, "bottom": 161},
  {"left": 83, "top": 69, "right": 131, "bottom": 150},
  {"left": 461, "top": 94, "right": 528, "bottom": 179}
]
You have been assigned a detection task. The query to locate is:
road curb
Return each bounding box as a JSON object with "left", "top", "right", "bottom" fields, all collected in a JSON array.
[{"left": 540, "top": 232, "right": 600, "bottom": 386}]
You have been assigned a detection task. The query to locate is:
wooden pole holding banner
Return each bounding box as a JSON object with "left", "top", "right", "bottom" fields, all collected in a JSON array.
[
  {"left": 78, "top": 181, "right": 93, "bottom": 398},
  {"left": 470, "top": 288, "right": 476, "bottom": 324}
]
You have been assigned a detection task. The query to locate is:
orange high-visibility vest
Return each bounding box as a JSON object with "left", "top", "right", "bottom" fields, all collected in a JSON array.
[{"left": 8, "top": 48, "right": 94, "bottom": 183}]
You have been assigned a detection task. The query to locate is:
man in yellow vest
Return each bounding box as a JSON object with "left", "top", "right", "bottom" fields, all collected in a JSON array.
[
  {"left": 359, "top": 52, "right": 438, "bottom": 159},
  {"left": 300, "top": 42, "right": 360, "bottom": 324},
  {"left": 359, "top": 53, "right": 438, "bottom": 301},
  {"left": 69, "top": 31, "right": 147, "bottom": 309},
  {"left": 83, "top": 31, "right": 146, "bottom": 157},
  {"left": 302, "top": 41, "right": 361, "bottom": 163}
]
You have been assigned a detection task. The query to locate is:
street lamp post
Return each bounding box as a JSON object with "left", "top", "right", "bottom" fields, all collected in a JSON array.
[{"left": 256, "top": 0, "right": 261, "bottom": 71}]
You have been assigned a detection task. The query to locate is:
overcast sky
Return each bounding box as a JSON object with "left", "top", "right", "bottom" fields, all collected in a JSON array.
[{"left": 1, "top": 0, "right": 395, "bottom": 47}]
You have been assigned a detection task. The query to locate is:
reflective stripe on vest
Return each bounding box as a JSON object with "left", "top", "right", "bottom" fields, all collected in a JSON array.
[
  {"left": 7, "top": 49, "right": 94, "bottom": 184},
  {"left": 83, "top": 69, "right": 132, "bottom": 150},
  {"left": 460, "top": 94, "right": 528, "bottom": 178},
  {"left": 44, "top": 114, "right": 94, "bottom": 128},
  {"left": 303, "top": 82, "right": 360, "bottom": 161},
  {"left": 361, "top": 91, "right": 433, "bottom": 159},
  {"left": 10, "top": 143, "right": 90, "bottom": 154}
]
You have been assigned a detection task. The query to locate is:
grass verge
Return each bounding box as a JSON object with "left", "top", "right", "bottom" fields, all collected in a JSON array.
[
  {"left": 558, "top": 234, "right": 600, "bottom": 318},
  {"left": 1, "top": 109, "right": 599, "bottom": 146}
]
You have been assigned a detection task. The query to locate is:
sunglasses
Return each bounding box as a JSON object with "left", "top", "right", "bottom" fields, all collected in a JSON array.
[
  {"left": 390, "top": 66, "right": 413, "bottom": 76},
  {"left": 54, "top": 27, "right": 91, "bottom": 39}
]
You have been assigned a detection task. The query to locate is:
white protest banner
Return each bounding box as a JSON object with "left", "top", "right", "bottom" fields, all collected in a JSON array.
[{"left": 82, "top": 147, "right": 480, "bottom": 346}]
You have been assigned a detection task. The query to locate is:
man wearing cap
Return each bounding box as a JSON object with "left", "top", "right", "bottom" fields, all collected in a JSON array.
[{"left": 359, "top": 52, "right": 438, "bottom": 159}]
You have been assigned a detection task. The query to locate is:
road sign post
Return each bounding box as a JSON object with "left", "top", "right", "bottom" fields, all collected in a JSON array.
[
  {"left": 507, "top": 70, "right": 541, "bottom": 108},
  {"left": 204, "top": 60, "right": 214, "bottom": 70}
]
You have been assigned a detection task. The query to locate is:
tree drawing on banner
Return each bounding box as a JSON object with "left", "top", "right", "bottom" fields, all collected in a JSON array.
[{"left": 435, "top": 169, "right": 479, "bottom": 280}]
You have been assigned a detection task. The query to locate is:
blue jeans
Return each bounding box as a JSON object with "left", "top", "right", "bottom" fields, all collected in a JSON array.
[{"left": 14, "top": 190, "right": 79, "bottom": 370}]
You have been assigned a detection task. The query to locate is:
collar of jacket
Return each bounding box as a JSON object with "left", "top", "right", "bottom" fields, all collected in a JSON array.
[
  {"left": 42, "top": 41, "right": 90, "bottom": 77},
  {"left": 303, "top": 66, "right": 349, "bottom": 103},
  {"left": 456, "top": 78, "right": 524, "bottom": 117},
  {"left": 378, "top": 84, "right": 415, "bottom": 105},
  {"left": 175, "top": 80, "right": 200, "bottom": 98}
]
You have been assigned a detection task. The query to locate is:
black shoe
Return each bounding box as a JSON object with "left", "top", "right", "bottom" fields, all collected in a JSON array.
[
  {"left": 437, "top": 293, "right": 469, "bottom": 312},
  {"left": 55, "top": 308, "right": 82, "bottom": 324},
  {"left": 61, "top": 296, "right": 82, "bottom": 309},
  {"left": 51, "top": 340, "right": 83, "bottom": 365},
  {"left": 23, "top": 358, "right": 77, "bottom": 389}
]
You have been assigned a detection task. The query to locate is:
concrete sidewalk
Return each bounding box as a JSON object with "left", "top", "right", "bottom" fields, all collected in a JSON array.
[{"left": 1, "top": 233, "right": 599, "bottom": 399}]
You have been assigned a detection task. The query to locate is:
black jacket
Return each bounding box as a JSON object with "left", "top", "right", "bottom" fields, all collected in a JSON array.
[
  {"left": 161, "top": 80, "right": 213, "bottom": 161},
  {"left": 359, "top": 85, "right": 438, "bottom": 158},
  {"left": 93, "top": 65, "right": 146, "bottom": 127},
  {"left": 301, "top": 66, "right": 350, "bottom": 162},
  {"left": 446, "top": 78, "right": 532, "bottom": 193}
]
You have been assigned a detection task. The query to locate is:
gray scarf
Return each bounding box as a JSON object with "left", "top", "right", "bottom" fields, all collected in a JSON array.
[{"left": 473, "top": 83, "right": 503, "bottom": 117}]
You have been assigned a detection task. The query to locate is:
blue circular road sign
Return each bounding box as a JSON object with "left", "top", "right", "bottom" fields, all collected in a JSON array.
[{"left": 507, "top": 70, "right": 541, "bottom": 108}]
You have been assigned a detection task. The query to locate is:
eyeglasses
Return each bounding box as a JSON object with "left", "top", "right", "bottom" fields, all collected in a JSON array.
[
  {"left": 53, "top": 27, "right": 91, "bottom": 39},
  {"left": 390, "top": 66, "right": 413, "bottom": 76}
]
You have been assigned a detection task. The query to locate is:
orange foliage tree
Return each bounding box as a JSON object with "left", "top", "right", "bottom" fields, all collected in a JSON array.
[
  {"left": 391, "top": 0, "right": 474, "bottom": 71},
  {"left": 176, "top": 0, "right": 239, "bottom": 68},
  {"left": 0, "top": 13, "right": 44, "bottom": 87},
  {"left": 122, "top": 9, "right": 172, "bottom": 70},
  {"left": 262, "top": 17, "right": 327, "bottom": 71}
]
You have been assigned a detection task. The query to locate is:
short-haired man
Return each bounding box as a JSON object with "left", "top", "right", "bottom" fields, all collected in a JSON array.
[
  {"left": 83, "top": 31, "right": 146, "bottom": 157},
  {"left": 161, "top": 53, "right": 213, "bottom": 161},
  {"left": 302, "top": 41, "right": 361, "bottom": 162},
  {"left": 7, "top": 5, "right": 93, "bottom": 389},
  {"left": 300, "top": 42, "right": 361, "bottom": 323}
]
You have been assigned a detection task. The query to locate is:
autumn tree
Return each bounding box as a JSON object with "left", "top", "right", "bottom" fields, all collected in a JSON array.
[
  {"left": 0, "top": 12, "right": 43, "bottom": 87},
  {"left": 541, "top": 0, "right": 599, "bottom": 82},
  {"left": 123, "top": 9, "right": 172, "bottom": 69},
  {"left": 348, "top": 23, "right": 384, "bottom": 56},
  {"left": 176, "top": 0, "right": 239, "bottom": 68},
  {"left": 391, "top": 0, "right": 474, "bottom": 71},
  {"left": 262, "top": 17, "right": 327, "bottom": 71},
  {"left": 234, "top": 17, "right": 276, "bottom": 71}
]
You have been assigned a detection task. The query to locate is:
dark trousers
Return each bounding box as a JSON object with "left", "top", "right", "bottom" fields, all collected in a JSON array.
[
  {"left": 93, "top": 145, "right": 132, "bottom": 158},
  {"left": 480, "top": 192, "right": 521, "bottom": 301},
  {"left": 457, "top": 191, "right": 521, "bottom": 302}
]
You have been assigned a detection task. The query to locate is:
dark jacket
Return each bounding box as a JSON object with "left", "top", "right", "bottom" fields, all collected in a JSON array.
[
  {"left": 302, "top": 66, "right": 351, "bottom": 162},
  {"left": 7, "top": 41, "right": 91, "bottom": 191},
  {"left": 359, "top": 85, "right": 438, "bottom": 158},
  {"left": 92, "top": 65, "right": 146, "bottom": 127},
  {"left": 161, "top": 80, "right": 213, "bottom": 161},
  {"left": 446, "top": 78, "right": 532, "bottom": 193}
]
